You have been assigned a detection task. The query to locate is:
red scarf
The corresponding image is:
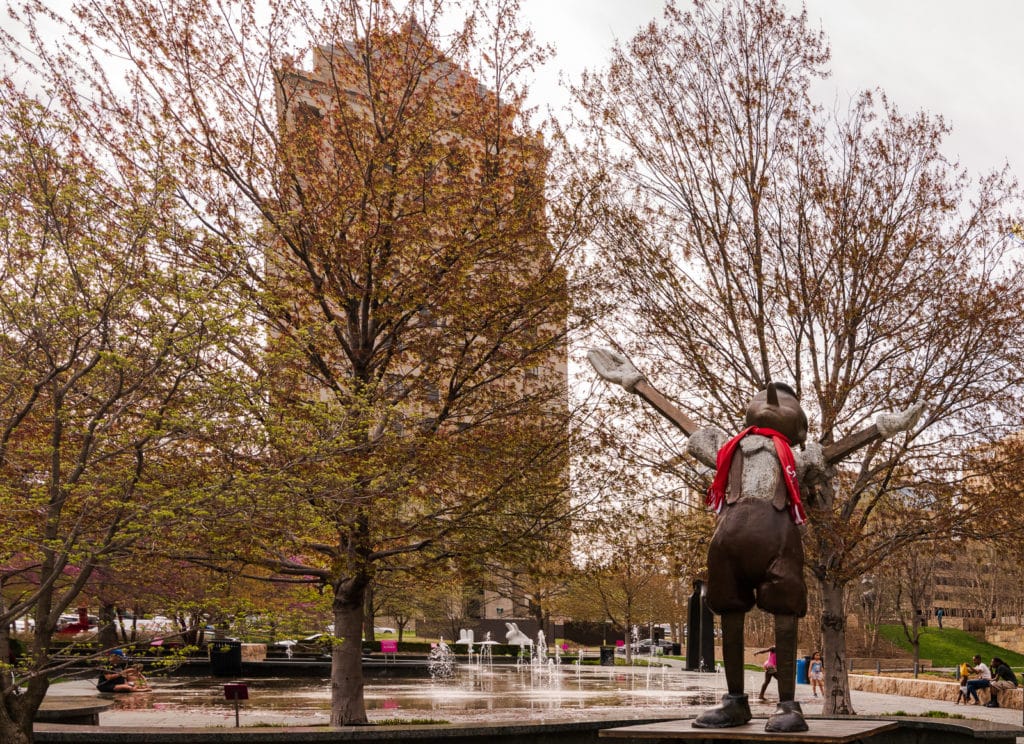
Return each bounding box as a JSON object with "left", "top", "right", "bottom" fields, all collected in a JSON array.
[{"left": 706, "top": 426, "right": 807, "bottom": 525}]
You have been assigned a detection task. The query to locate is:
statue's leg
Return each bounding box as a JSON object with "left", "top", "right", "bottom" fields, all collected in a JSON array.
[
  {"left": 692, "top": 611, "right": 751, "bottom": 729},
  {"left": 774, "top": 614, "right": 797, "bottom": 702},
  {"left": 721, "top": 611, "right": 745, "bottom": 695},
  {"left": 765, "top": 614, "right": 808, "bottom": 733}
]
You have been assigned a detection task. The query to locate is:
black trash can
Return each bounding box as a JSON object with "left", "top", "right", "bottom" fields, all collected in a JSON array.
[
  {"left": 599, "top": 646, "right": 616, "bottom": 666},
  {"left": 209, "top": 640, "right": 243, "bottom": 677},
  {"left": 670, "top": 643, "right": 681, "bottom": 656}
]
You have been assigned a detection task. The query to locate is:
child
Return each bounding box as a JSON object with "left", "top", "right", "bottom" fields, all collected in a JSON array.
[
  {"left": 755, "top": 646, "right": 778, "bottom": 701},
  {"left": 954, "top": 661, "right": 970, "bottom": 704},
  {"left": 809, "top": 651, "right": 824, "bottom": 697}
]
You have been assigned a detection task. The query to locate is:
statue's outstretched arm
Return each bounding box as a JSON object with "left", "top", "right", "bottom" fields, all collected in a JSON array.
[
  {"left": 587, "top": 349, "right": 697, "bottom": 437},
  {"left": 822, "top": 402, "right": 926, "bottom": 465},
  {"left": 687, "top": 427, "right": 728, "bottom": 469}
]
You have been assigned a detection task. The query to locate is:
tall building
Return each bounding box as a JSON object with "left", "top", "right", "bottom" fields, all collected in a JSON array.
[
  {"left": 929, "top": 542, "right": 1024, "bottom": 628},
  {"left": 270, "top": 22, "right": 570, "bottom": 631}
]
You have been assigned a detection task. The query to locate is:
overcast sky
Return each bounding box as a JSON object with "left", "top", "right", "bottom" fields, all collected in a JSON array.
[
  {"left": 7, "top": 1, "right": 1020, "bottom": 181},
  {"left": 521, "top": 0, "right": 1024, "bottom": 181}
]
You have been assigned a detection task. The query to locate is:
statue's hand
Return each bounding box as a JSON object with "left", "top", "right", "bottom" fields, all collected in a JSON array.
[
  {"left": 796, "top": 441, "right": 827, "bottom": 499},
  {"left": 587, "top": 349, "right": 645, "bottom": 393},
  {"left": 687, "top": 427, "right": 727, "bottom": 469},
  {"left": 875, "top": 401, "right": 926, "bottom": 439},
  {"left": 801, "top": 440, "right": 826, "bottom": 470}
]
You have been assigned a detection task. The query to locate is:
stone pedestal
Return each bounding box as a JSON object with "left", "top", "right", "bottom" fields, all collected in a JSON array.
[
  {"left": 600, "top": 717, "right": 1023, "bottom": 744},
  {"left": 241, "top": 643, "right": 266, "bottom": 662}
]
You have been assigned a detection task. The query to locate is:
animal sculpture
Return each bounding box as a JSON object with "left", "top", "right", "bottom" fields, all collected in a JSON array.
[{"left": 504, "top": 622, "right": 533, "bottom": 646}]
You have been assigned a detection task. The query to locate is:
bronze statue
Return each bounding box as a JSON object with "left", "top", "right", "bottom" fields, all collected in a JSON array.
[{"left": 588, "top": 349, "right": 923, "bottom": 732}]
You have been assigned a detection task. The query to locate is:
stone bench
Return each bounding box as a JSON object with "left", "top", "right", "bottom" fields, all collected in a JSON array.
[
  {"left": 35, "top": 698, "right": 113, "bottom": 726},
  {"left": 976, "top": 683, "right": 1021, "bottom": 708},
  {"left": 848, "top": 674, "right": 1023, "bottom": 709}
]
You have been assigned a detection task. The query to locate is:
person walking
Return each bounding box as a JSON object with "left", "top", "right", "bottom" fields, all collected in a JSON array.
[{"left": 755, "top": 646, "right": 778, "bottom": 701}]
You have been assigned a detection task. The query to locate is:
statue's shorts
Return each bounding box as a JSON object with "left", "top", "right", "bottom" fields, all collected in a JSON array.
[{"left": 705, "top": 498, "right": 807, "bottom": 617}]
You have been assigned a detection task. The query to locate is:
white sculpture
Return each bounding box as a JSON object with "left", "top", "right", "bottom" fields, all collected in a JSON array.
[{"left": 505, "top": 622, "right": 533, "bottom": 646}]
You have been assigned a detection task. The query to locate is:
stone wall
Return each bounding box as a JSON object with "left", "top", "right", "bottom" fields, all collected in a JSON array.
[
  {"left": 240, "top": 643, "right": 266, "bottom": 662},
  {"left": 986, "top": 627, "right": 1024, "bottom": 654},
  {"left": 849, "top": 674, "right": 1022, "bottom": 709},
  {"left": 939, "top": 616, "right": 987, "bottom": 633}
]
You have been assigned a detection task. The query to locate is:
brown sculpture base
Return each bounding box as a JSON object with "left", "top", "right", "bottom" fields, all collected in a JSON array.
[
  {"left": 598, "top": 716, "right": 1022, "bottom": 744},
  {"left": 602, "top": 719, "right": 893, "bottom": 742}
]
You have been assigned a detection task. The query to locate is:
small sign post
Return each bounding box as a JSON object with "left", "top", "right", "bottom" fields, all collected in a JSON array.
[{"left": 223, "top": 683, "right": 249, "bottom": 727}]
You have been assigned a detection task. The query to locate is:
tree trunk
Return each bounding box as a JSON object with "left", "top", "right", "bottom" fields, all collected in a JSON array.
[
  {"left": 529, "top": 595, "right": 544, "bottom": 631},
  {"left": 912, "top": 615, "right": 921, "bottom": 678},
  {"left": 623, "top": 609, "right": 632, "bottom": 665},
  {"left": 1, "top": 674, "right": 48, "bottom": 744},
  {"left": 363, "top": 584, "right": 375, "bottom": 643},
  {"left": 819, "top": 578, "right": 854, "bottom": 715},
  {"left": 0, "top": 584, "right": 10, "bottom": 672},
  {"left": 330, "top": 580, "right": 368, "bottom": 726},
  {"left": 0, "top": 712, "right": 33, "bottom": 744},
  {"left": 98, "top": 603, "right": 118, "bottom": 649}
]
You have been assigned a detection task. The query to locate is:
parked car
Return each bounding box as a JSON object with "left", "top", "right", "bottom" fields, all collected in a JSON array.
[
  {"left": 56, "top": 613, "right": 97, "bottom": 633},
  {"left": 271, "top": 633, "right": 333, "bottom": 656},
  {"left": 621, "top": 638, "right": 673, "bottom": 655}
]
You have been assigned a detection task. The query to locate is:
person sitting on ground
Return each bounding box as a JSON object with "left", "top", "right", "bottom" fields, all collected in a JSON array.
[
  {"left": 986, "top": 657, "right": 1018, "bottom": 708},
  {"left": 97, "top": 649, "right": 150, "bottom": 693},
  {"left": 965, "top": 654, "right": 992, "bottom": 705}
]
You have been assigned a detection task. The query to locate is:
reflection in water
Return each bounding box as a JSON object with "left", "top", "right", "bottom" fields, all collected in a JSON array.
[{"left": 108, "top": 666, "right": 733, "bottom": 723}]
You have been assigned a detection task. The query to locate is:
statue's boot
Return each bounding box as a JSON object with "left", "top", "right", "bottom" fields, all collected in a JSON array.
[
  {"left": 765, "top": 699, "right": 808, "bottom": 732},
  {"left": 692, "top": 693, "right": 752, "bottom": 728}
]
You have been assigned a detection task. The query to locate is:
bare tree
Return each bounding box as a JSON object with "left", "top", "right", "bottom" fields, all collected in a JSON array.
[
  {"left": 569, "top": 0, "right": 1024, "bottom": 715},
  {"left": 855, "top": 573, "right": 892, "bottom": 658},
  {"left": 569, "top": 515, "right": 676, "bottom": 665},
  {"left": 887, "top": 541, "right": 937, "bottom": 677}
]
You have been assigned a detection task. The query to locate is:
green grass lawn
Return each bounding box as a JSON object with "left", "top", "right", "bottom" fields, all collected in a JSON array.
[{"left": 877, "top": 625, "right": 1024, "bottom": 670}]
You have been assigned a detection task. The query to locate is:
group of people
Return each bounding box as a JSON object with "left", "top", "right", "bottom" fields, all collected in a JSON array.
[
  {"left": 955, "top": 654, "right": 1018, "bottom": 707},
  {"left": 756, "top": 647, "right": 825, "bottom": 700},
  {"left": 755, "top": 646, "right": 1019, "bottom": 708},
  {"left": 97, "top": 649, "right": 151, "bottom": 693}
]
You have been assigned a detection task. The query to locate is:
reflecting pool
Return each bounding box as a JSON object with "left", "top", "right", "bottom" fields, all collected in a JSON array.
[{"left": 84, "top": 664, "right": 746, "bottom": 726}]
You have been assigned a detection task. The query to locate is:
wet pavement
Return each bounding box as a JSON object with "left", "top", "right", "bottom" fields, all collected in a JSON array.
[{"left": 40, "top": 663, "right": 1024, "bottom": 733}]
